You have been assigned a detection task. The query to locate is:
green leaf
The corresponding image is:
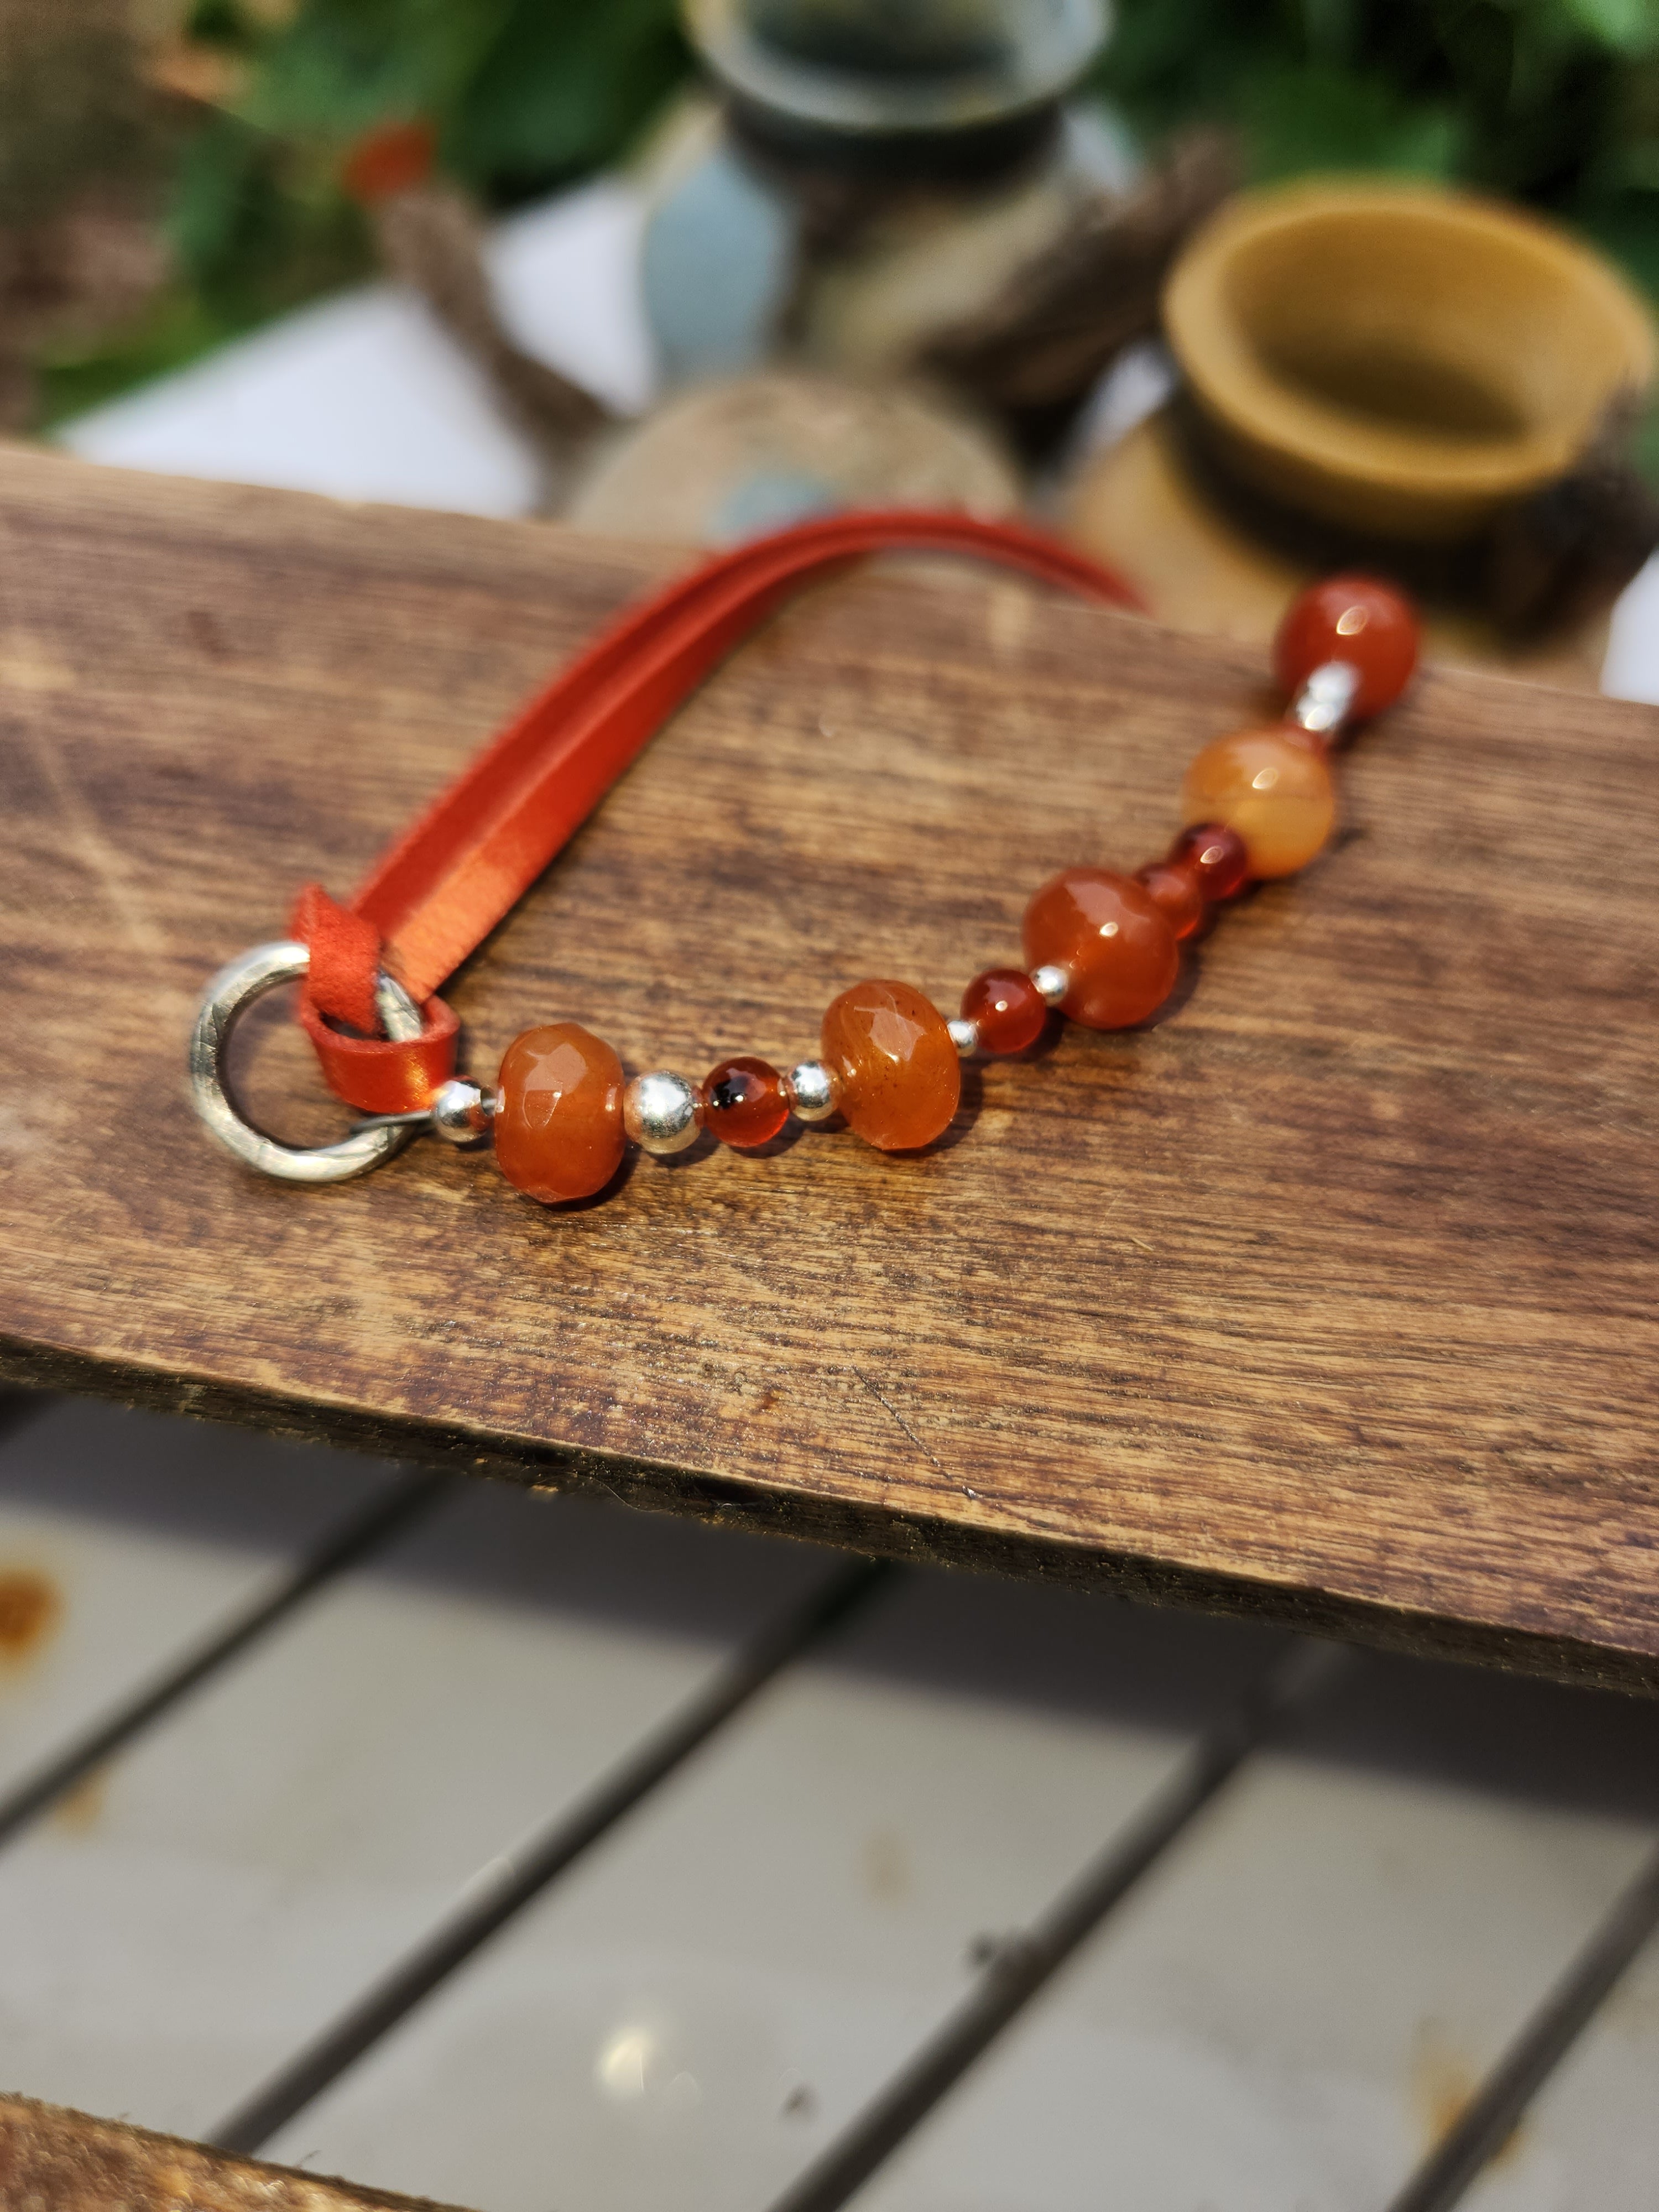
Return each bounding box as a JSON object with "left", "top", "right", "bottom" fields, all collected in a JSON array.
[
  {"left": 1561, "top": 0, "right": 1659, "bottom": 56},
  {"left": 1241, "top": 61, "right": 1465, "bottom": 179},
  {"left": 448, "top": 0, "right": 688, "bottom": 194},
  {"left": 238, "top": 0, "right": 509, "bottom": 140}
]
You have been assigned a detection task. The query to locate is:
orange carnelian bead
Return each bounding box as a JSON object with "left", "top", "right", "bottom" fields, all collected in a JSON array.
[
  {"left": 1167, "top": 821, "right": 1249, "bottom": 902},
  {"left": 494, "top": 1022, "right": 625, "bottom": 1203},
  {"left": 701, "top": 1055, "right": 789, "bottom": 1147},
  {"left": 1133, "top": 858, "right": 1205, "bottom": 941},
  {"left": 961, "top": 968, "right": 1046, "bottom": 1053},
  {"left": 821, "top": 979, "right": 960, "bottom": 1151},
  {"left": 1180, "top": 728, "right": 1335, "bottom": 880},
  {"left": 1274, "top": 573, "right": 1419, "bottom": 721},
  {"left": 1021, "top": 869, "right": 1178, "bottom": 1030}
]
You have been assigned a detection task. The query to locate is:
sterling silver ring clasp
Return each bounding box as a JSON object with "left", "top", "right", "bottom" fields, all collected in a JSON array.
[{"left": 188, "top": 940, "right": 425, "bottom": 1184}]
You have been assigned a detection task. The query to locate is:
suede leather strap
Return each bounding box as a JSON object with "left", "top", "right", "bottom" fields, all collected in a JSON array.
[{"left": 290, "top": 511, "right": 1141, "bottom": 1112}]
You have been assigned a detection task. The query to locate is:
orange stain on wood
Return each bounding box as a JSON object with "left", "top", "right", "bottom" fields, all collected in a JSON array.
[
  {"left": 52, "top": 1766, "right": 107, "bottom": 1835},
  {"left": 1412, "top": 2024, "right": 1526, "bottom": 2171},
  {"left": 0, "top": 1570, "right": 61, "bottom": 1665}
]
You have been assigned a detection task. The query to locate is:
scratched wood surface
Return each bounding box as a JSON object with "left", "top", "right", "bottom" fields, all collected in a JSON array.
[
  {"left": 0, "top": 2094, "right": 470, "bottom": 2212},
  {"left": 1, "top": 445, "right": 1654, "bottom": 1691}
]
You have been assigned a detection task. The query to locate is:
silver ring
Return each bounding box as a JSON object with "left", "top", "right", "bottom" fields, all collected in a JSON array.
[{"left": 189, "top": 940, "right": 425, "bottom": 1183}]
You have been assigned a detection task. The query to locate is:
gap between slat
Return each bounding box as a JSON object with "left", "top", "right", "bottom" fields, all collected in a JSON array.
[
  {"left": 209, "top": 1555, "right": 895, "bottom": 2158},
  {"left": 1385, "top": 1838, "right": 1659, "bottom": 2212},
  {"left": 763, "top": 1636, "right": 1350, "bottom": 2212},
  {"left": 0, "top": 1465, "right": 450, "bottom": 1853}
]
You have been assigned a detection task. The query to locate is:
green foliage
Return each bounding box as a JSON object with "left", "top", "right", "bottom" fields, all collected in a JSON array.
[
  {"left": 445, "top": 0, "right": 688, "bottom": 197},
  {"left": 45, "top": 0, "right": 690, "bottom": 425},
  {"left": 161, "top": 0, "right": 688, "bottom": 307},
  {"left": 1096, "top": 0, "right": 1659, "bottom": 276},
  {"left": 174, "top": 0, "right": 689, "bottom": 267},
  {"left": 44, "top": 0, "right": 1659, "bottom": 437}
]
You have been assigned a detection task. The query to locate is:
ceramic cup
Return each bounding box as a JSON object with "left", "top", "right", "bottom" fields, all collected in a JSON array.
[{"left": 1162, "top": 176, "right": 1657, "bottom": 543}]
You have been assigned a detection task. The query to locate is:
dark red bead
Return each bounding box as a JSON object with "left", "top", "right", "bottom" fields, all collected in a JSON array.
[
  {"left": 961, "top": 968, "right": 1047, "bottom": 1054},
  {"left": 1274, "top": 574, "right": 1419, "bottom": 721},
  {"left": 1133, "top": 859, "right": 1205, "bottom": 941},
  {"left": 700, "top": 1056, "right": 789, "bottom": 1148},
  {"left": 1167, "top": 821, "right": 1250, "bottom": 902}
]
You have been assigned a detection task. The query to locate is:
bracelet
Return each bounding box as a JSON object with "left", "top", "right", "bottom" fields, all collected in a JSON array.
[{"left": 188, "top": 516, "right": 1417, "bottom": 1202}]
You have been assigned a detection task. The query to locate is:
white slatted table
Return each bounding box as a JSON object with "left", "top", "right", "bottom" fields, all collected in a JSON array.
[{"left": 1, "top": 1391, "right": 1656, "bottom": 2210}]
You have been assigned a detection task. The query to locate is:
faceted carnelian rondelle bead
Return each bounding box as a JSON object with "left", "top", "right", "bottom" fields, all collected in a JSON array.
[
  {"left": 821, "top": 980, "right": 961, "bottom": 1151},
  {"left": 1180, "top": 728, "right": 1335, "bottom": 881},
  {"left": 1021, "top": 869, "right": 1179, "bottom": 1030},
  {"left": 1274, "top": 573, "right": 1420, "bottom": 721},
  {"left": 700, "top": 1055, "right": 789, "bottom": 1148},
  {"left": 961, "top": 967, "right": 1047, "bottom": 1054},
  {"left": 1167, "top": 821, "right": 1249, "bottom": 903},
  {"left": 494, "top": 1021, "right": 625, "bottom": 1203},
  {"left": 1133, "top": 858, "right": 1205, "bottom": 941}
]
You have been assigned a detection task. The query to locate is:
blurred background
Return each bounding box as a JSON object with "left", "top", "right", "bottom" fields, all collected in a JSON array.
[
  {"left": 6, "top": 13, "right": 1659, "bottom": 2211},
  {"left": 9, "top": 0, "right": 1659, "bottom": 691},
  {"left": 10, "top": 0, "right": 1659, "bottom": 436}
]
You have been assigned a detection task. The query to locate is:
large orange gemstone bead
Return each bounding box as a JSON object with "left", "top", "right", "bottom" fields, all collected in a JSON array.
[
  {"left": 1274, "top": 573, "right": 1418, "bottom": 721},
  {"left": 1180, "top": 727, "right": 1335, "bottom": 880},
  {"left": 494, "top": 1022, "right": 625, "bottom": 1202},
  {"left": 1021, "top": 868, "right": 1178, "bottom": 1030},
  {"left": 821, "top": 980, "right": 960, "bottom": 1151}
]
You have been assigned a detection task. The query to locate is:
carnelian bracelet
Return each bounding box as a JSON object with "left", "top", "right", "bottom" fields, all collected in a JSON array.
[{"left": 187, "top": 515, "right": 1418, "bottom": 1197}]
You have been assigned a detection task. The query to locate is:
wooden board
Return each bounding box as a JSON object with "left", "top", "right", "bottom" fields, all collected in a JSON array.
[
  {"left": 1, "top": 446, "right": 1654, "bottom": 1691},
  {"left": 0, "top": 2094, "right": 469, "bottom": 2212}
]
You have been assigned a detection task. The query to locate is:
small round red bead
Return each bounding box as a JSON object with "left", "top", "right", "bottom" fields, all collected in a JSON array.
[
  {"left": 1133, "top": 859, "right": 1205, "bottom": 941},
  {"left": 700, "top": 1056, "right": 789, "bottom": 1147},
  {"left": 1167, "top": 821, "right": 1250, "bottom": 901},
  {"left": 1274, "top": 573, "right": 1419, "bottom": 721},
  {"left": 961, "top": 968, "right": 1047, "bottom": 1054}
]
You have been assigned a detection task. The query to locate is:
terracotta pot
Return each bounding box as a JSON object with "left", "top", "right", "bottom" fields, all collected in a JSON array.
[{"left": 1162, "top": 176, "right": 1656, "bottom": 542}]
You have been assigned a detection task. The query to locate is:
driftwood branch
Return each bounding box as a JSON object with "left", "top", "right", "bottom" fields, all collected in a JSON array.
[
  {"left": 372, "top": 184, "right": 613, "bottom": 499},
  {"left": 914, "top": 130, "right": 1238, "bottom": 421}
]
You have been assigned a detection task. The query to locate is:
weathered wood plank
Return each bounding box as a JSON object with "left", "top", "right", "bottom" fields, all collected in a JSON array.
[
  {"left": 1, "top": 446, "right": 1654, "bottom": 1688},
  {"left": 0, "top": 2093, "right": 470, "bottom": 2212}
]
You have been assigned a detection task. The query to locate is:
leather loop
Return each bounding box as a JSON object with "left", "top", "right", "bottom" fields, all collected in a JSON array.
[
  {"left": 296, "top": 989, "right": 460, "bottom": 1116},
  {"left": 290, "top": 511, "right": 1142, "bottom": 1110},
  {"left": 289, "top": 881, "right": 385, "bottom": 1034}
]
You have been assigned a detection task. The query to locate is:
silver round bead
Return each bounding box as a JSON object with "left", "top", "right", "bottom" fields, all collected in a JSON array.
[
  {"left": 785, "top": 1058, "right": 839, "bottom": 1122},
  {"left": 1290, "top": 658, "right": 1359, "bottom": 737},
  {"left": 429, "top": 1078, "right": 492, "bottom": 1144},
  {"left": 1031, "top": 963, "right": 1070, "bottom": 1006},
  {"left": 947, "top": 1017, "right": 979, "bottom": 1057},
  {"left": 623, "top": 1070, "right": 701, "bottom": 1155}
]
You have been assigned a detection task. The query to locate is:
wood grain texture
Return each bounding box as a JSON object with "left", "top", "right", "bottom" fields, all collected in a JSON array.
[
  {"left": 0, "top": 2095, "right": 469, "bottom": 2212},
  {"left": 1, "top": 446, "right": 1654, "bottom": 1690}
]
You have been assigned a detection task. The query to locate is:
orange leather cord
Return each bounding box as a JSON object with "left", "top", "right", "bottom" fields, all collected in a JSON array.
[{"left": 291, "top": 510, "right": 1143, "bottom": 1113}]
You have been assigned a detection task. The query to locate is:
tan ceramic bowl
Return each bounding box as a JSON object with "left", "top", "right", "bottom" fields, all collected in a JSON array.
[{"left": 1163, "top": 176, "right": 1657, "bottom": 542}]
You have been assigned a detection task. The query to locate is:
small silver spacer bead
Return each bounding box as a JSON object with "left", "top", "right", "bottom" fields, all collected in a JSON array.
[
  {"left": 1031, "top": 963, "right": 1070, "bottom": 1007},
  {"left": 947, "top": 1016, "right": 979, "bottom": 1057},
  {"left": 623, "top": 1070, "right": 701, "bottom": 1155},
  {"left": 1290, "top": 658, "right": 1360, "bottom": 737},
  {"left": 430, "top": 1078, "right": 492, "bottom": 1144},
  {"left": 785, "top": 1058, "right": 839, "bottom": 1122}
]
